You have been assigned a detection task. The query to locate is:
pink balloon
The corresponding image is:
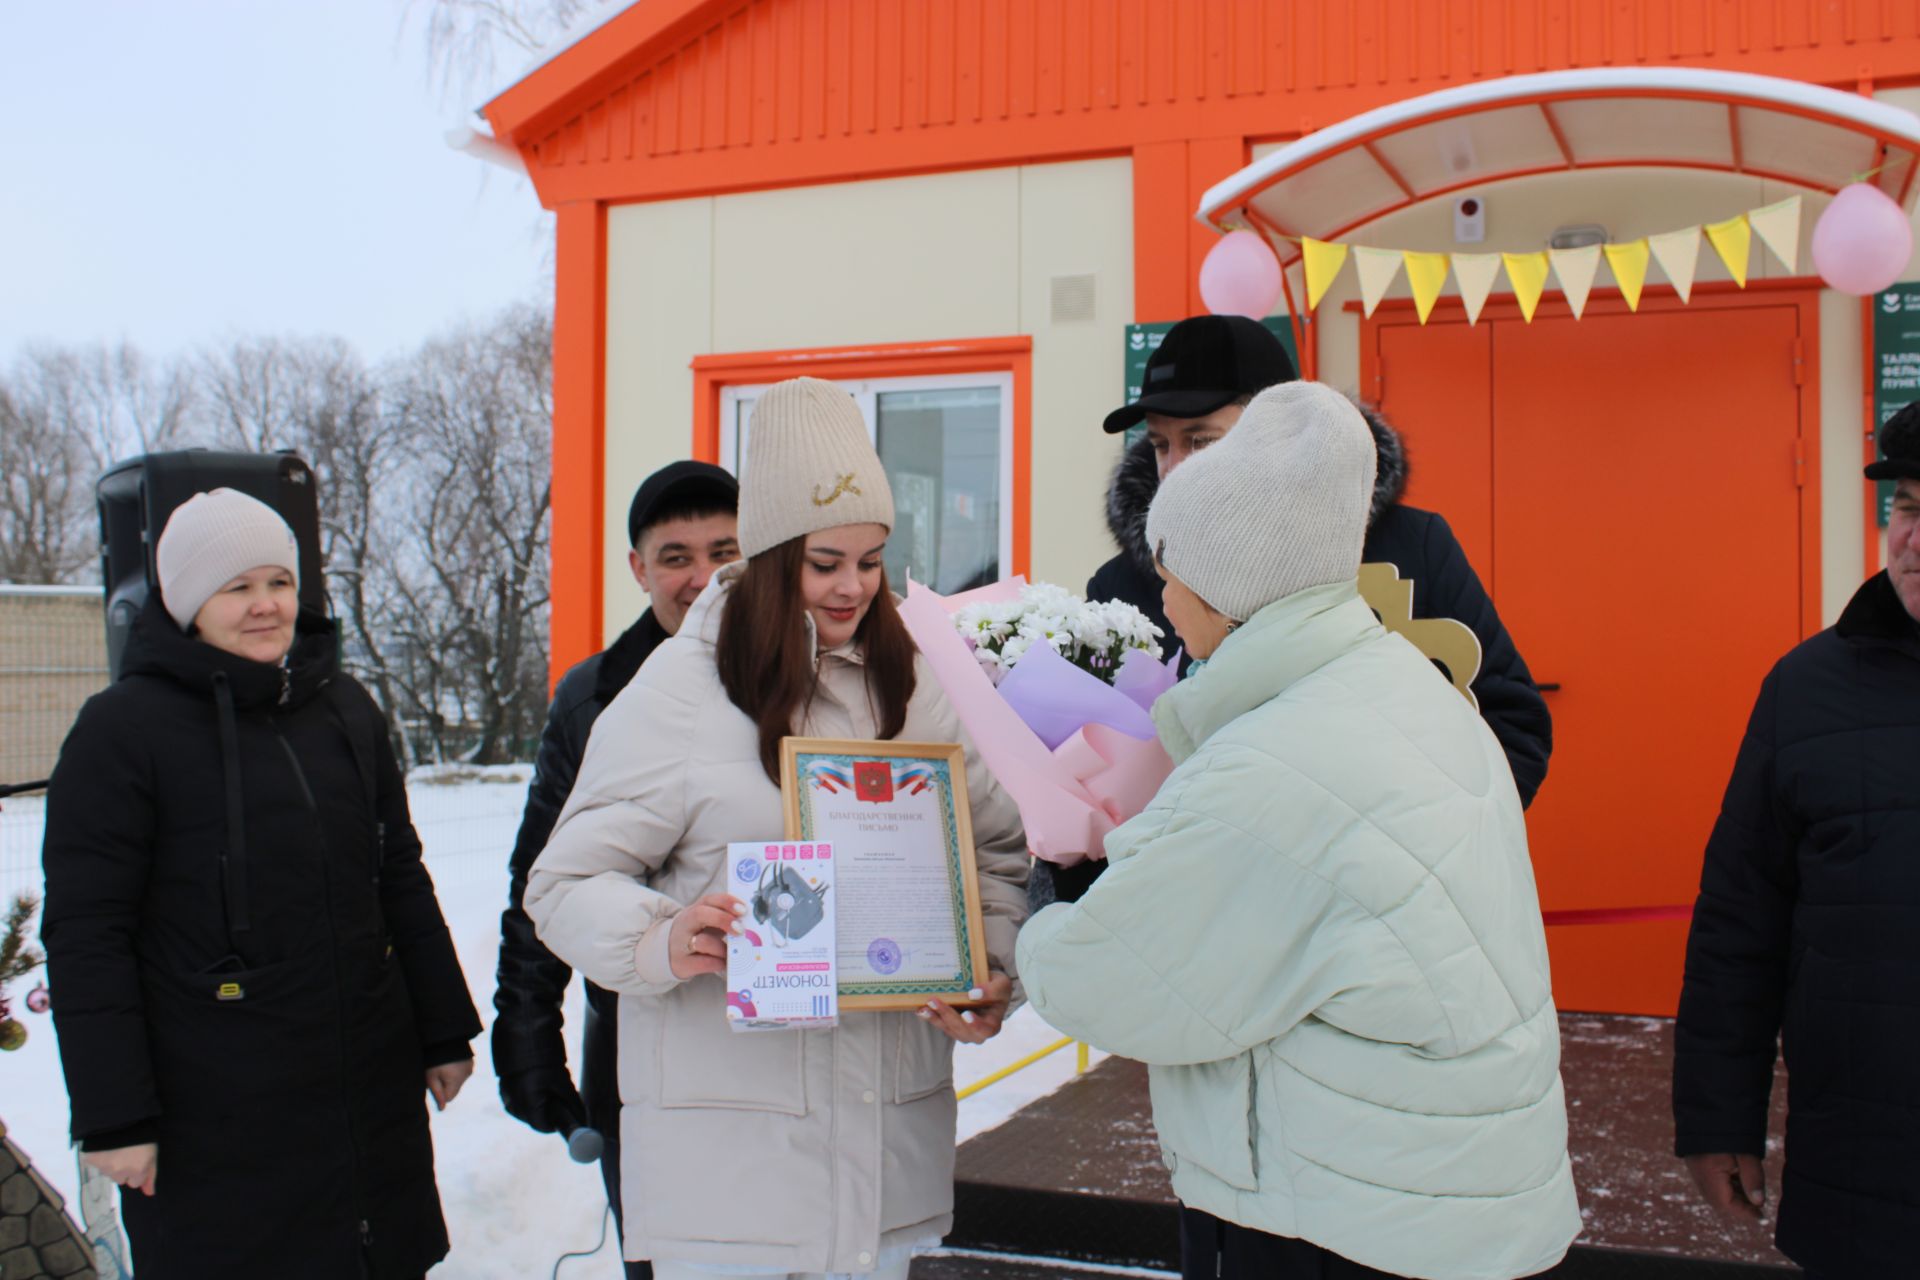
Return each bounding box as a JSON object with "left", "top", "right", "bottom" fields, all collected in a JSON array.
[
  {"left": 1198, "top": 230, "right": 1284, "bottom": 319},
  {"left": 1812, "top": 182, "right": 1913, "bottom": 296}
]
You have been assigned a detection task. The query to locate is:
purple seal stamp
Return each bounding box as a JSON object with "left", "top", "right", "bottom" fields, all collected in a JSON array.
[
  {"left": 867, "top": 938, "right": 903, "bottom": 975},
  {"left": 735, "top": 857, "right": 761, "bottom": 884}
]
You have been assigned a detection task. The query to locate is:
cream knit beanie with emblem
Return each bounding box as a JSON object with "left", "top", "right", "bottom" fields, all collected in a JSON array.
[
  {"left": 156, "top": 488, "right": 302, "bottom": 631},
  {"left": 1145, "top": 381, "right": 1376, "bottom": 621},
  {"left": 738, "top": 377, "right": 895, "bottom": 557}
]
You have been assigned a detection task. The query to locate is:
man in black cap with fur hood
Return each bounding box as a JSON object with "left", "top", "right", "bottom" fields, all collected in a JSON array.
[
  {"left": 1672, "top": 404, "right": 1920, "bottom": 1278},
  {"left": 1043, "top": 314, "right": 1552, "bottom": 905},
  {"left": 493, "top": 461, "right": 739, "bottom": 1278}
]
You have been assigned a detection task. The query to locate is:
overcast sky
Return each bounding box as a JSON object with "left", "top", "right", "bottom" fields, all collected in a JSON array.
[{"left": 0, "top": 1, "right": 550, "bottom": 364}]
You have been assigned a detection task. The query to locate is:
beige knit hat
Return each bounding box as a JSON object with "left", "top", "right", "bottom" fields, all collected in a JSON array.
[
  {"left": 1145, "top": 381, "right": 1376, "bottom": 621},
  {"left": 738, "top": 377, "right": 895, "bottom": 557},
  {"left": 156, "top": 488, "right": 301, "bottom": 631}
]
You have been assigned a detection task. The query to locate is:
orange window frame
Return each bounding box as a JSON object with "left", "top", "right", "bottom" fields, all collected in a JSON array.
[{"left": 690, "top": 336, "right": 1034, "bottom": 580}]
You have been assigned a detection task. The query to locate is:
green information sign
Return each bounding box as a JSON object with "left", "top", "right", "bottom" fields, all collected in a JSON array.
[
  {"left": 1871, "top": 285, "right": 1920, "bottom": 527},
  {"left": 1124, "top": 319, "right": 1300, "bottom": 408}
]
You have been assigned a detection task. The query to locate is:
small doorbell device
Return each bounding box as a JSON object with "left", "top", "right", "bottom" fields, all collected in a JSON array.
[{"left": 1454, "top": 196, "right": 1486, "bottom": 244}]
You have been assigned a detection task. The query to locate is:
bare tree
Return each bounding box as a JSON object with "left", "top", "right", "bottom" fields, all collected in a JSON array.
[
  {"left": 0, "top": 350, "right": 110, "bottom": 583},
  {"left": 382, "top": 303, "right": 552, "bottom": 764},
  {"left": 68, "top": 342, "right": 199, "bottom": 461},
  {"left": 408, "top": 0, "right": 592, "bottom": 105},
  {"left": 0, "top": 341, "right": 203, "bottom": 584},
  {"left": 198, "top": 337, "right": 328, "bottom": 454}
]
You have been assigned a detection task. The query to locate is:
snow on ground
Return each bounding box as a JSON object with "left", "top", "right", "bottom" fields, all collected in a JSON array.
[{"left": 2, "top": 772, "right": 1106, "bottom": 1279}]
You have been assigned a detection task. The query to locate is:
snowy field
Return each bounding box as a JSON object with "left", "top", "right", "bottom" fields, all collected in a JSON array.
[{"left": 1, "top": 769, "right": 1106, "bottom": 1279}]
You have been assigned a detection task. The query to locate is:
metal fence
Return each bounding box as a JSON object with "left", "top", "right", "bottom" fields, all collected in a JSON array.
[
  {"left": 1, "top": 587, "right": 108, "bottom": 793},
  {"left": 1, "top": 587, "right": 108, "bottom": 906}
]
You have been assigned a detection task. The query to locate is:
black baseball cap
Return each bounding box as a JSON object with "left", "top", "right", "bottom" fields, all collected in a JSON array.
[
  {"left": 1866, "top": 401, "right": 1920, "bottom": 481},
  {"left": 1104, "top": 314, "right": 1298, "bottom": 434},
  {"left": 627, "top": 461, "right": 739, "bottom": 548}
]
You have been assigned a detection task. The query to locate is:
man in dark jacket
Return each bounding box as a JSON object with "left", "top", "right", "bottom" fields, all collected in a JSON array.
[
  {"left": 1672, "top": 408, "right": 1920, "bottom": 1278},
  {"left": 1044, "top": 315, "right": 1552, "bottom": 904},
  {"left": 492, "top": 461, "right": 739, "bottom": 1276}
]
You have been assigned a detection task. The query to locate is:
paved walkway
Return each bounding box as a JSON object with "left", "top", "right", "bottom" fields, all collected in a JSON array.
[{"left": 950, "top": 1014, "right": 1796, "bottom": 1276}]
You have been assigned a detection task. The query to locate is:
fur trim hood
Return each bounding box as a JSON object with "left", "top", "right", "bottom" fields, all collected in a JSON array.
[{"left": 1104, "top": 401, "right": 1410, "bottom": 576}]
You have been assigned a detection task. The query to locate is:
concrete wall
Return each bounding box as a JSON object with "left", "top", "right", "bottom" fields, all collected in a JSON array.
[
  {"left": 601, "top": 158, "right": 1133, "bottom": 643},
  {"left": 0, "top": 589, "right": 107, "bottom": 785}
]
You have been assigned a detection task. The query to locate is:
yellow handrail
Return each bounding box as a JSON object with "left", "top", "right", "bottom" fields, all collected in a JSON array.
[{"left": 954, "top": 1036, "right": 1088, "bottom": 1101}]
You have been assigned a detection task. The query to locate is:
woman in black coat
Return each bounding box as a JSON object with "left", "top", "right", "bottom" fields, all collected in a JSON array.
[{"left": 41, "top": 488, "right": 482, "bottom": 1280}]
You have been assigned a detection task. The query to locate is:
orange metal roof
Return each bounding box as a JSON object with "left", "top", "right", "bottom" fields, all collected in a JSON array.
[{"left": 480, "top": 0, "right": 1920, "bottom": 210}]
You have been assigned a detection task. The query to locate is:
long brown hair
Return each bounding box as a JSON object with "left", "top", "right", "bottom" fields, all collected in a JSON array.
[{"left": 716, "top": 535, "right": 919, "bottom": 782}]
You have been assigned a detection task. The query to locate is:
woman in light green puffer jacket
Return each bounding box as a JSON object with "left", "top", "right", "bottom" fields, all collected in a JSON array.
[{"left": 1016, "top": 382, "right": 1581, "bottom": 1280}]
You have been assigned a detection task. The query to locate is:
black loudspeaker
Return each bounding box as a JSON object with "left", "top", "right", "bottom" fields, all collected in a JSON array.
[{"left": 96, "top": 449, "right": 326, "bottom": 679}]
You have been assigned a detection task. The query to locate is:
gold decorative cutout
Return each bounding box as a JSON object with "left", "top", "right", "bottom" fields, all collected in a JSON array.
[
  {"left": 1357, "top": 562, "right": 1481, "bottom": 709},
  {"left": 811, "top": 474, "right": 862, "bottom": 506}
]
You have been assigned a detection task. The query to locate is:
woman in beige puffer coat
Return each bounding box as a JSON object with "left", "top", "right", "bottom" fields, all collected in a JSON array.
[{"left": 527, "top": 378, "right": 1027, "bottom": 1280}]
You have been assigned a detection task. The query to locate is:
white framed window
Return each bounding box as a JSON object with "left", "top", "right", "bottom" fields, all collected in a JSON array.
[{"left": 719, "top": 372, "right": 1013, "bottom": 593}]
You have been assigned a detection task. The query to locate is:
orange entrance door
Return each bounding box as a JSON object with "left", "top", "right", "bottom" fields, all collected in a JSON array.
[{"left": 1365, "top": 289, "right": 1818, "bottom": 1015}]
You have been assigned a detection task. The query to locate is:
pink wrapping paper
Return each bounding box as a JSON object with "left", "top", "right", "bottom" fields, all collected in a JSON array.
[{"left": 899, "top": 579, "right": 1178, "bottom": 865}]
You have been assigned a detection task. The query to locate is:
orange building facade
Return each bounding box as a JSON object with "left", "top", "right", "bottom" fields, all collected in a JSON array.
[{"left": 482, "top": 0, "right": 1920, "bottom": 1014}]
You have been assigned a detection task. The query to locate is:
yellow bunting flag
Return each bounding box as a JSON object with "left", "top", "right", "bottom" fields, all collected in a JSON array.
[
  {"left": 1451, "top": 253, "right": 1503, "bottom": 325},
  {"left": 1501, "top": 251, "right": 1551, "bottom": 323},
  {"left": 1649, "top": 226, "right": 1701, "bottom": 303},
  {"left": 1704, "top": 214, "right": 1752, "bottom": 287},
  {"left": 1549, "top": 245, "right": 1603, "bottom": 319},
  {"left": 1748, "top": 197, "right": 1802, "bottom": 273},
  {"left": 1302, "top": 238, "right": 1350, "bottom": 310},
  {"left": 1404, "top": 251, "right": 1451, "bottom": 324},
  {"left": 1353, "top": 246, "right": 1406, "bottom": 318},
  {"left": 1603, "top": 239, "right": 1651, "bottom": 311}
]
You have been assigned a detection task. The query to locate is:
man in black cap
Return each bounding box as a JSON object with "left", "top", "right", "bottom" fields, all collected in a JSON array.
[
  {"left": 1042, "top": 313, "right": 1552, "bottom": 905},
  {"left": 493, "top": 461, "right": 739, "bottom": 1277},
  {"left": 1673, "top": 406, "right": 1920, "bottom": 1278}
]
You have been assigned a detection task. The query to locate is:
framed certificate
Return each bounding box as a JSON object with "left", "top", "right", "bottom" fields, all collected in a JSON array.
[{"left": 779, "top": 737, "right": 990, "bottom": 1011}]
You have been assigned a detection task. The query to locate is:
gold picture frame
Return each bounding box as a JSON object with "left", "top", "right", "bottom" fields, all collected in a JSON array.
[{"left": 779, "top": 737, "right": 990, "bottom": 1011}]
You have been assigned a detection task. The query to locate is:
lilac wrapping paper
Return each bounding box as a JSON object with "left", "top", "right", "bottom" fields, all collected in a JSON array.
[{"left": 996, "top": 640, "right": 1158, "bottom": 749}]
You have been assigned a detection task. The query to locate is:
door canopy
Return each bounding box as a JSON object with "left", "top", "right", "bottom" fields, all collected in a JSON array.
[{"left": 1198, "top": 67, "right": 1920, "bottom": 260}]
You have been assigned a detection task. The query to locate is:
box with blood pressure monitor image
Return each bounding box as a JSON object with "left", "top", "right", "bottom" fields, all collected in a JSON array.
[{"left": 724, "top": 841, "right": 839, "bottom": 1031}]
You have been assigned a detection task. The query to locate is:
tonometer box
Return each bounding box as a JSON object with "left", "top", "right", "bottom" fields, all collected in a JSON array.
[{"left": 724, "top": 841, "right": 838, "bottom": 1031}]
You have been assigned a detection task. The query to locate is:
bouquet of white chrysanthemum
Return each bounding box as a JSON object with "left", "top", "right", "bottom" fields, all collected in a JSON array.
[
  {"left": 902, "top": 577, "right": 1180, "bottom": 865},
  {"left": 953, "top": 583, "right": 1163, "bottom": 687}
]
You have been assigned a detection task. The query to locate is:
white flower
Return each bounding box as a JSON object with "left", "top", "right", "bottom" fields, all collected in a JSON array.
[
  {"left": 1023, "top": 582, "right": 1073, "bottom": 612},
  {"left": 948, "top": 581, "right": 1162, "bottom": 678},
  {"left": 973, "top": 647, "right": 1006, "bottom": 686},
  {"left": 1067, "top": 607, "right": 1109, "bottom": 649}
]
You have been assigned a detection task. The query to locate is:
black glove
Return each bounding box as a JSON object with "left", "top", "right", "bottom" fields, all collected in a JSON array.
[{"left": 499, "top": 1065, "right": 588, "bottom": 1135}]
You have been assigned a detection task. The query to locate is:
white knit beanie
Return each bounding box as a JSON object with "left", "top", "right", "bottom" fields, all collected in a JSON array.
[
  {"left": 737, "top": 377, "right": 895, "bottom": 558},
  {"left": 155, "top": 488, "right": 301, "bottom": 631},
  {"left": 1145, "top": 381, "right": 1376, "bottom": 621}
]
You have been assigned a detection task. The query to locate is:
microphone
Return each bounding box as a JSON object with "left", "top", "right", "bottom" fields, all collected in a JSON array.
[{"left": 560, "top": 1119, "right": 604, "bottom": 1165}]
